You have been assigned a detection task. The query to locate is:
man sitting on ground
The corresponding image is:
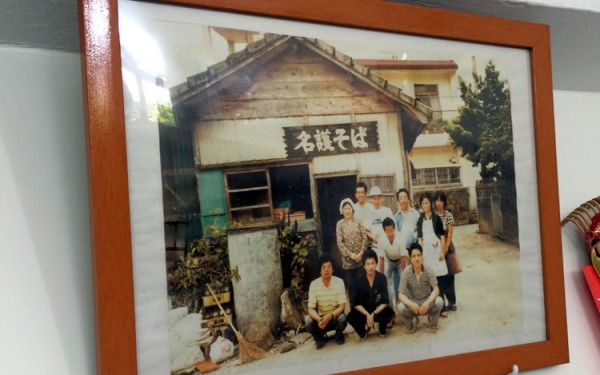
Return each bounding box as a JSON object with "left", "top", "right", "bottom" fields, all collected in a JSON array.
[
  {"left": 347, "top": 249, "right": 395, "bottom": 340},
  {"left": 398, "top": 243, "right": 443, "bottom": 333},
  {"left": 306, "top": 254, "right": 348, "bottom": 349}
]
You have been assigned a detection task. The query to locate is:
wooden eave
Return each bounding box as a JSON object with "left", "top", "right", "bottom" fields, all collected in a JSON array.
[
  {"left": 354, "top": 59, "right": 458, "bottom": 71},
  {"left": 170, "top": 34, "right": 291, "bottom": 107}
]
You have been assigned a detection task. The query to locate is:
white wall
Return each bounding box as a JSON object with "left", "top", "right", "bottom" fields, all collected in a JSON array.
[
  {"left": 526, "top": 91, "right": 600, "bottom": 374},
  {"left": 1, "top": 49, "right": 600, "bottom": 374},
  {"left": 0, "top": 47, "right": 95, "bottom": 374}
]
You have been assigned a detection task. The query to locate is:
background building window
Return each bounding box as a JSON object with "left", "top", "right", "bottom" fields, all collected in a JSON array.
[
  {"left": 415, "top": 84, "right": 442, "bottom": 120},
  {"left": 412, "top": 166, "right": 461, "bottom": 186}
]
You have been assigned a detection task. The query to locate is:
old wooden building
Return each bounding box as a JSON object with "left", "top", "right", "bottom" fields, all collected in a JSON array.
[
  {"left": 170, "top": 33, "right": 431, "bottom": 250},
  {"left": 168, "top": 33, "right": 432, "bottom": 333}
]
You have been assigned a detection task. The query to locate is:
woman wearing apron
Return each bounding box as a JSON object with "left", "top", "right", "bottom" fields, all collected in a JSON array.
[
  {"left": 416, "top": 193, "right": 448, "bottom": 305},
  {"left": 434, "top": 192, "right": 461, "bottom": 317}
]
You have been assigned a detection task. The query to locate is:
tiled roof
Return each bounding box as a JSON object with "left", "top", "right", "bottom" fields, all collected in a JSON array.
[{"left": 170, "top": 34, "right": 433, "bottom": 124}]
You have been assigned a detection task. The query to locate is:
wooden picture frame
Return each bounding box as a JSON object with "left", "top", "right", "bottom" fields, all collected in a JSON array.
[{"left": 79, "top": 0, "right": 567, "bottom": 374}]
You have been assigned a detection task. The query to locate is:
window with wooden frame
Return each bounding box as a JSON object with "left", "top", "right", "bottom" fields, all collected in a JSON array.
[{"left": 224, "top": 169, "right": 273, "bottom": 226}]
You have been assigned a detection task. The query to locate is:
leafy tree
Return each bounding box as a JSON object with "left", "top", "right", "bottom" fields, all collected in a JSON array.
[
  {"left": 154, "top": 103, "right": 175, "bottom": 126},
  {"left": 426, "top": 117, "right": 450, "bottom": 133},
  {"left": 444, "top": 61, "right": 514, "bottom": 182}
]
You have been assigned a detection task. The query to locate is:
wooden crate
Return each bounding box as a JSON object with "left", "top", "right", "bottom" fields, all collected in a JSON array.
[
  {"left": 289, "top": 211, "right": 306, "bottom": 221},
  {"left": 204, "top": 314, "right": 234, "bottom": 329},
  {"left": 202, "top": 291, "right": 231, "bottom": 307}
]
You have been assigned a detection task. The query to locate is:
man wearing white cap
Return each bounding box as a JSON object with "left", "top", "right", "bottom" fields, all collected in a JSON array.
[{"left": 364, "top": 186, "right": 394, "bottom": 273}]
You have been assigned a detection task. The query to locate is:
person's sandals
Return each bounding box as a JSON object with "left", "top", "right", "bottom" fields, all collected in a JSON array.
[
  {"left": 428, "top": 315, "right": 439, "bottom": 330},
  {"left": 440, "top": 310, "right": 449, "bottom": 318},
  {"left": 409, "top": 317, "right": 420, "bottom": 333}
]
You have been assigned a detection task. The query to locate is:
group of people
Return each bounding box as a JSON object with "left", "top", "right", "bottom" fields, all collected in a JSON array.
[{"left": 305, "top": 183, "right": 461, "bottom": 349}]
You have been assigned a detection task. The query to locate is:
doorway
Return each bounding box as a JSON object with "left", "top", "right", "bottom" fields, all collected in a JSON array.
[{"left": 315, "top": 174, "right": 357, "bottom": 277}]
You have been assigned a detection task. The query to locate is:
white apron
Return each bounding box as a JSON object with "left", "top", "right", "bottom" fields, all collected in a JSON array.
[{"left": 422, "top": 218, "right": 448, "bottom": 277}]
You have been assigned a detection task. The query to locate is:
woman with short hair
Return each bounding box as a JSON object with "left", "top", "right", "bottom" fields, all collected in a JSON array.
[{"left": 336, "top": 198, "right": 368, "bottom": 292}]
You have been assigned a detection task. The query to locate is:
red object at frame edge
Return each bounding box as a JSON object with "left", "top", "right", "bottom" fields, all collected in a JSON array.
[{"left": 583, "top": 265, "right": 600, "bottom": 314}]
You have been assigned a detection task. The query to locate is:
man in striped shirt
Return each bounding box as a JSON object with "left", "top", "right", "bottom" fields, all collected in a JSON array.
[
  {"left": 306, "top": 254, "right": 348, "bottom": 349},
  {"left": 398, "top": 243, "right": 443, "bottom": 333}
]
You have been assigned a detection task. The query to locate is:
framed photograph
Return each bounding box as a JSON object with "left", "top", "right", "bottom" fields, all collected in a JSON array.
[{"left": 79, "top": 0, "right": 568, "bottom": 374}]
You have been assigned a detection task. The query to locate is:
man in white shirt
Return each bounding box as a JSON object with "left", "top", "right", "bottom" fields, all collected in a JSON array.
[
  {"left": 352, "top": 181, "right": 373, "bottom": 227},
  {"left": 379, "top": 217, "right": 408, "bottom": 314},
  {"left": 365, "top": 186, "right": 394, "bottom": 273},
  {"left": 306, "top": 254, "right": 348, "bottom": 349}
]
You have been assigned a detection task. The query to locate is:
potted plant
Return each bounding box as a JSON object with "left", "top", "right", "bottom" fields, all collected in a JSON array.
[
  {"left": 167, "top": 234, "right": 239, "bottom": 312},
  {"left": 277, "top": 215, "right": 316, "bottom": 330},
  {"left": 277, "top": 216, "right": 315, "bottom": 291}
]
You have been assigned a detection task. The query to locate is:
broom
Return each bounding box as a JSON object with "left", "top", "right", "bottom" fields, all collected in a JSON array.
[{"left": 206, "top": 284, "right": 267, "bottom": 364}]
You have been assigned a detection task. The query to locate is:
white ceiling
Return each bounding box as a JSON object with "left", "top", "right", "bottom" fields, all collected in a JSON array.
[
  {"left": 523, "top": 0, "right": 600, "bottom": 12},
  {"left": 1, "top": 0, "right": 599, "bottom": 91}
]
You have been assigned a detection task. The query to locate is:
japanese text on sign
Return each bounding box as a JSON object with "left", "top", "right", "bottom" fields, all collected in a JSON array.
[{"left": 284, "top": 122, "right": 379, "bottom": 159}]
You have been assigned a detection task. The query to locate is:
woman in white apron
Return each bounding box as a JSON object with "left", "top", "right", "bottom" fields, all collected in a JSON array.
[
  {"left": 434, "top": 192, "right": 462, "bottom": 316},
  {"left": 416, "top": 193, "right": 448, "bottom": 279}
]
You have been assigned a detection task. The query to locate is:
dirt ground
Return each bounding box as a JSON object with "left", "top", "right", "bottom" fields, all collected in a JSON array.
[{"left": 199, "top": 224, "right": 522, "bottom": 375}]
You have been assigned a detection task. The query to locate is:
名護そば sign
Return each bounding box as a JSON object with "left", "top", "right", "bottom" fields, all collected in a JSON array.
[{"left": 284, "top": 121, "right": 379, "bottom": 159}]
